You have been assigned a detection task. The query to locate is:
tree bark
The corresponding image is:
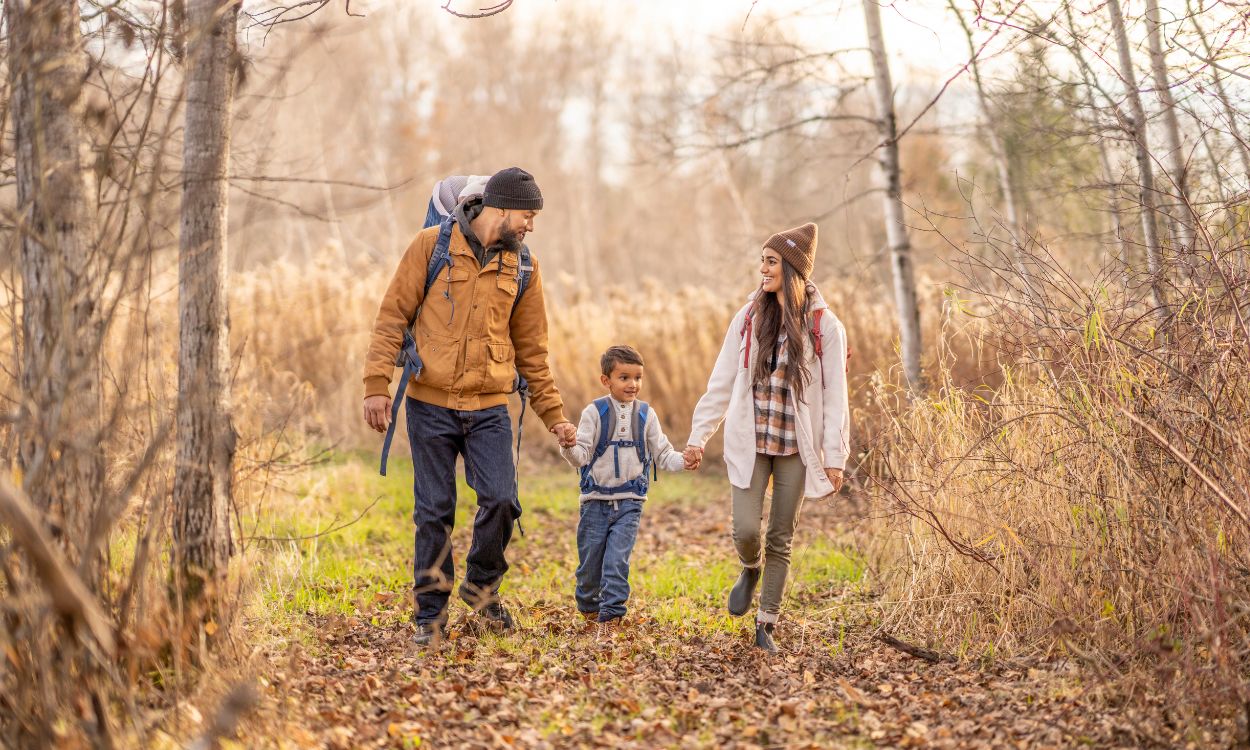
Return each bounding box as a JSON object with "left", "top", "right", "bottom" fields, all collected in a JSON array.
[
  {"left": 6, "top": 0, "right": 105, "bottom": 575},
  {"left": 1107, "top": 0, "right": 1170, "bottom": 322},
  {"left": 174, "top": 0, "right": 238, "bottom": 609},
  {"left": 1144, "top": 0, "right": 1196, "bottom": 257},
  {"left": 863, "top": 0, "right": 923, "bottom": 391},
  {"left": 1188, "top": 3, "right": 1250, "bottom": 192},
  {"left": 948, "top": 0, "right": 1031, "bottom": 281},
  {"left": 1064, "top": 3, "right": 1134, "bottom": 266}
]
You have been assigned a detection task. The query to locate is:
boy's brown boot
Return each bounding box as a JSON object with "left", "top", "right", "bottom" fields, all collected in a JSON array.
[
  {"left": 597, "top": 617, "right": 623, "bottom": 639},
  {"left": 579, "top": 611, "right": 599, "bottom": 633}
]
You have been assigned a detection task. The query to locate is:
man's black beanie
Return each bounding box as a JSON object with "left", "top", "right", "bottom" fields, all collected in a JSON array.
[{"left": 483, "top": 167, "right": 544, "bottom": 211}]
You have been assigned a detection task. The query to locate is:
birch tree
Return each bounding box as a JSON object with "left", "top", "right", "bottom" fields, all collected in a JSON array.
[
  {"left": 1106, "top": 0, "right": 1170, "bottom": 320},
  {"left": 173, "top": 0, "right": 240, "bottom": 610},
  {"left": 1187, "top": 1, "right": 1250, "bottom": 192},
  {"left": 1144, "top": 0, "right": 1195, "bottom": 256},
  {"left": 863, "top": 0, "right": 923, "bottom": 391},
  {"left": 5, "top": 0, "right": 104, "bottom": 575},
  {"left": 948, "top": 0, "right": 1031, "bottom": 282},
  {"left": 1062, "top": 2, "right": 1133, "bottom": 264}
]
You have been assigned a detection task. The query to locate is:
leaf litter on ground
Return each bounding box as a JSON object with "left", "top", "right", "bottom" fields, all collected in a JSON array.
[{"left": 237, "top": 460, "right": 1234, "bottom": 749}]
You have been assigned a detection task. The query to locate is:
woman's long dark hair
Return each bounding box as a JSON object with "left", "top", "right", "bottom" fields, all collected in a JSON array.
[{"left": 752, "top": 255, "right": 813, "bottom": 400}]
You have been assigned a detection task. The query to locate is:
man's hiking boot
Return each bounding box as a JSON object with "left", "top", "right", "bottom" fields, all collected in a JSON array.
[
  {"left": 728, "top": 566, "right": 762, "bottom": 616},
  {"left": 579, "top": 610, "right": 599, "bottom": 633},
  {"left": 458, "top": 583, "right": 515, "bottom": 633},
  {"left": 478, "top": 601, "right": 515, "bottom": 632},
  {"left": 754, "top": 621, "right": 778, "bottom": 654},
  {"left": 411, "top": 622, "right": 443, "bottom": 648}
]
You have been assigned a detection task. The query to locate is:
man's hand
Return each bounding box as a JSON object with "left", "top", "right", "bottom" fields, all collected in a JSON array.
[
  {"left": 684, "top": 445, "right": 704, "bottom": 471},
  {"left": 824, "top": 467, "right": 845, "bottom": 493},
  {"left": 364, "top": 395, "right": 393, "bottom": 433},
  {"left": 550, "top": 421, "right": 577, "bottom": 448}
]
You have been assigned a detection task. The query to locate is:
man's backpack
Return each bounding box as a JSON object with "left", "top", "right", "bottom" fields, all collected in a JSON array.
[
  {"left": 378, "top": 176, "right": 534, "bottom": 476},
  {"left": 578, "top": 398, "right": 657, "bottom": 497}
]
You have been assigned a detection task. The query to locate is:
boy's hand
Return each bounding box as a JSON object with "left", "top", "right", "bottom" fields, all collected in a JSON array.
[
  {"left": 683, "top": 445, "right": 703, "bottom": 470},
  {"left": 550, "top": 421, "right": 577, "bottom": 448},
  {"left": 824, "top": 467, "right": 844, "bottom": 493}
]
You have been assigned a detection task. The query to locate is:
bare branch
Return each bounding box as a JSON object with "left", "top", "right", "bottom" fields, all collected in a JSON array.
[
  {"left": 0, "top": 477, "right": 117, "bottom": 656},
  {"left": 441, "top": 0, "right": 513, "bottom": 19}
]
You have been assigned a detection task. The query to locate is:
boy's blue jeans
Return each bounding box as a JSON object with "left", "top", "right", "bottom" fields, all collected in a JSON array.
[
  {"left": 575, "top": 499, "right": 643, "bottom": 622},
  {"left": 406, "top": 397, "right": 521, "bottom": 625}
]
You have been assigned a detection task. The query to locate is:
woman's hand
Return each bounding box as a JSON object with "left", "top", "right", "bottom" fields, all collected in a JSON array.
[
  {"left": 824, "top": 467, "right": 844, "bottom": 493},
  {"left": 684, "top": 445, "right": 704, "bottom": 471}
]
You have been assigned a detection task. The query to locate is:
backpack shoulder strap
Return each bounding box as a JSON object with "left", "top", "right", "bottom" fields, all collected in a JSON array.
[
  {"left": 406, "top": 217, "right": 457, "bottom": 331},
  {"left": 422, "top": 217, "right": 457, "bottom": 300},
  {"left": 811, "top": 308, "right": 826, "bottom": 388},
  {"left": 633, "top": 400, "right": 650, "bottom": 462},
  {"left": 811, "top": 308, "right": 824, "bottom": 358},
  {"left": 740, "top": 301, "right": 757, "bottom": 368},
  {"left": 589, "top": 397, "right": 613, "bottom": 463},
  {"left": 512, "top": 244, "right": 534, "bottom": 313}
]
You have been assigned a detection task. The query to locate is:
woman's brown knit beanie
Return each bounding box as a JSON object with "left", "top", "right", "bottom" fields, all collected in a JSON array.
[{"left": 763, "top": 222, "right": 818, "bottom": 279}]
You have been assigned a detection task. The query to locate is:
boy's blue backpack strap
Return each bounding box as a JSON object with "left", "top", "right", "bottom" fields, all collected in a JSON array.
[
  {"left": 590, "top": 397, "right": 613, "bottom": 462},
  {"left": 636, "top": 400, "right": 656, "bottom": 487},
  {"left": 578, "top": 397, "right": 614, "bottom": 493},
  {"left": 633, "top": 401, "right": 650, "bottom": 464}
]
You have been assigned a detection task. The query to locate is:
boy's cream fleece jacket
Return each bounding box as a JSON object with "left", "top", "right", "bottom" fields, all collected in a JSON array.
[
  {"left": 687, "top": 288, "right": 851, "bottom": 499},
  {"left": 561, "top": 397, "right": 686, "bottom": 501}
]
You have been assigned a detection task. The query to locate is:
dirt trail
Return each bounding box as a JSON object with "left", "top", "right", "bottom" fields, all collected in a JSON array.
[{"left": 247, "top": 493, "right": 1177, "bottom": 749}]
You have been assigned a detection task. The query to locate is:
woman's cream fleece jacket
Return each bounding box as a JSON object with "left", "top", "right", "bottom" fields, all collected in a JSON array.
[{"left": 687, "top": 288, "right": 851, "bottom": 499}]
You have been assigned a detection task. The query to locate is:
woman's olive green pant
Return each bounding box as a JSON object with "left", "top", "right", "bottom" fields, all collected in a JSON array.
[{"left": 730, "top": 452, "right": 806, "bottom": 624}]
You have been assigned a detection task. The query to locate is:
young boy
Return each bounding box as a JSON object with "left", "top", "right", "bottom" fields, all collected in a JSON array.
[{"left": 560, "top": 345, "right": 688, "bottom": 634}]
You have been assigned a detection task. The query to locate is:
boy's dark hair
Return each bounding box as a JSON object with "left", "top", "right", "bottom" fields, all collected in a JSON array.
[{"left": 601, "top": 345, "right": 644, "bottom": 376}]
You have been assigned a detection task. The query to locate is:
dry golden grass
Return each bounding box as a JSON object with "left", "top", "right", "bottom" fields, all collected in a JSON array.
[
  {"left": 6, "top": 240, "right": 1244, "bottom": 729},
  {"left": 857, "top": 272, "right": 1250, "bottom": 716},
  {"left": 224, "top": 254, "right": 992, "bottom": 459}
]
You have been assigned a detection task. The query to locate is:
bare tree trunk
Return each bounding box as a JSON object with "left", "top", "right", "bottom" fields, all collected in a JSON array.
[
  {"left": 1107, "top": 0, "right": 1170, "bottom": 321},
  {"left": 1188, "top": 2, "right": 1250, "bottom": 189},
  {"left": 174, "top": 0, "right": 238, "bottom": 610},
  {"left": 948, "top": 0, "right": 1030, "bottom": 280},
  {"left": 6, "top": 0, "right": 104, "bottom": 575},
  {"left": 1144, "top": 0, "right": 1196, "bottom": 258},
  {"left": 863, "top": 0, "right": 923, "bottom": 391},
  {"left": 1063, "top": 3, "right": 1133, "bottom": 265}
]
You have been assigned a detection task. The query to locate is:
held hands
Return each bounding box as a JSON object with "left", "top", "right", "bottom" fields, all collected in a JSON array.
[
  {"left": 363, "top": 395, "right": 392, "bottom": 433},
  {"left": 683, "top": 445, "right": 704, "bottom": 471},
  {"left": 824, "top": 467, "right": 845, "bottom": 493},
  {"left": 550, "top": 421, "right": 577, "bottom": 448}
]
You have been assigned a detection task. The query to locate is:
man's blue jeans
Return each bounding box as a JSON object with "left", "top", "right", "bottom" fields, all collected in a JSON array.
[
  {"left": 575, "top": 499, "right": 643, "bottom": 622},
  {"left": 406, "top": 397, "right": 521, "bottom": 625}
]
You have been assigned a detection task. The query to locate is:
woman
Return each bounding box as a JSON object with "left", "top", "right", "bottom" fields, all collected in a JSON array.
[{"left": 685, "top": 222, "right": 850, "bottom": 653}]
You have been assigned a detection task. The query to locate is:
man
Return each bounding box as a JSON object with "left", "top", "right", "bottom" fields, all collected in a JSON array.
[{"left": 362, "top": 167, "right": 576, "bottom": 645}]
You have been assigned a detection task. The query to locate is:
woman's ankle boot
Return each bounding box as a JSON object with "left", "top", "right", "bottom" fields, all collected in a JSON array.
[
  {"left": 754, "top": 621, "right": 778, "bottom": 653},
  {"left": 728, "top": 566, "right": 761, "bottom": 616}
]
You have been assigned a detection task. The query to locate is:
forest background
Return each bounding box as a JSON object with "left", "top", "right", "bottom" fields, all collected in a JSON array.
[{"left": 1, "top": 0, "right": 1248, "bottom": 746}]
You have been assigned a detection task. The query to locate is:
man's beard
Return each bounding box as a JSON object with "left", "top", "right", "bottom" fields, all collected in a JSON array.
[{"left": 491, "top": 224, "right": 525, "bottom": 255}]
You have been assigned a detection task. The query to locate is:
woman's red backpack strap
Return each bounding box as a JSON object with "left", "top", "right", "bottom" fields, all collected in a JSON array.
[{"left": 742, "top": 304, "right": 851, "bottom": 384}]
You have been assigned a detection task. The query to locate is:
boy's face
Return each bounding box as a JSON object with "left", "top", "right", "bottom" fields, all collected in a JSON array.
[{"left": 601, "top": 362, "right": 644, "bottom": 402}]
